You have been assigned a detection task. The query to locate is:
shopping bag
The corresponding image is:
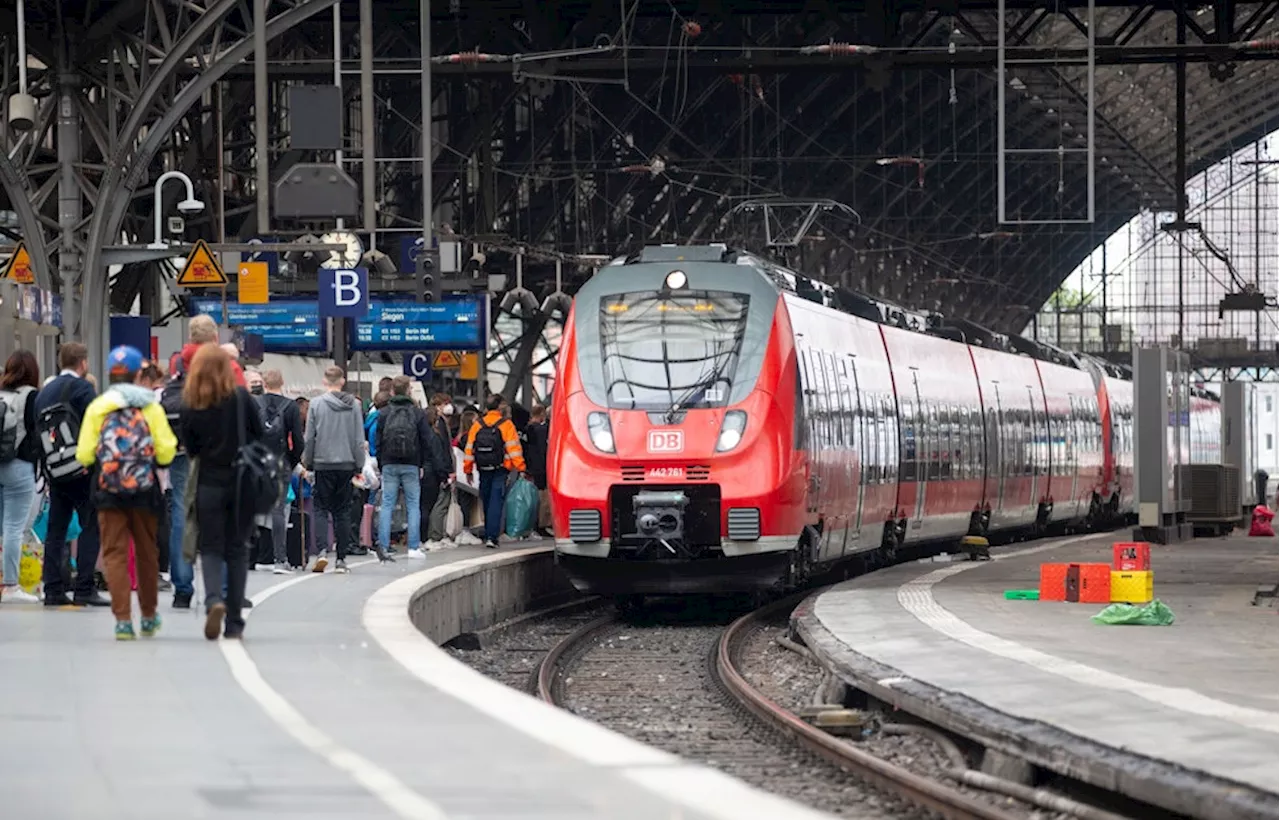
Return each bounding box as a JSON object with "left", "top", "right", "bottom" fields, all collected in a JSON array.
[
  {"left": 504, "top": 476, "right": 538, "bottom": 539},
  {"left": 360, "top": 503, "right": 375, "bottom": 547},
  {"left": 18, "top": 534, "right": 43, "bottom": 594},
  {"left": 444, "top": 488, "right": 464, "bottom": 539}
]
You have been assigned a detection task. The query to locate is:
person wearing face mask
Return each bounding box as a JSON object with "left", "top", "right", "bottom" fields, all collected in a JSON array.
[{"left": 421, "top": 393, "right": 457, "bottom": 548}]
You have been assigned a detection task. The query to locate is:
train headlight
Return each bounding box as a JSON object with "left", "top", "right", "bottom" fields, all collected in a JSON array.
[
  {"left": 664, "top": 270, "right": 687, "bottom": 290},
  {"left": 715, "top": 410, "right": 747, "bottom": 452},
  {"left": 587, "top": 411, "right": 615, "bottom": 453}
]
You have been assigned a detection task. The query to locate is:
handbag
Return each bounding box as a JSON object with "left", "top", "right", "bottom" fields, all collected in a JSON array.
[{"left": 233, "top": 389, "right": 285, "bottom": 521}]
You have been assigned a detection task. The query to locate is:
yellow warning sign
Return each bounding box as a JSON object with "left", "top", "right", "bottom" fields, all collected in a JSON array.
[
  {"left": 433, "top": 351, "right": 462, "bottom": 369},
  {"left": 177, "top": 239, "right": 228, "bottom": 287},
  {"left": 1, "top": 242, "right": 35, "bottom": 284}
]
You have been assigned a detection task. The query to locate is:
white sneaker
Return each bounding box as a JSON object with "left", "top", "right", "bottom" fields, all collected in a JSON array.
[
  {"left": 405, "top": 548, "right": 427, "bottom": 560},
  {"left": 455, "top": 531, "right": 482, "bottom": 546},
  {"left": 273, "top": 563, "right": 291, "bottom": 575},
  {"left": 2, "top": 587, "right": 40, "bottom": 604},
  {"left": 422, "top": 540, "right": 441, "bottom": 551},
  {"left": 439, "top": 538, "right": 457, "bottom": 549},
  {"left": 310, "top": 553, "right": 328, "bottom": 573}
]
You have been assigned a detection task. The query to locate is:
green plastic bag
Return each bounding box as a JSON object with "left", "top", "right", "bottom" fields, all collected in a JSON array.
[
  {"left": 1091, "top": 599, "right": 1175, "bottom": 626},
  {"left": 504, "top": 476, "right": 538, "bottom": 539}
]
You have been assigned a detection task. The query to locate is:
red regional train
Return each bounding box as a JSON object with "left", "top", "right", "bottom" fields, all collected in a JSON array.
[{"left": 547, "top": 245, "right": 1198, "bottom": 595}]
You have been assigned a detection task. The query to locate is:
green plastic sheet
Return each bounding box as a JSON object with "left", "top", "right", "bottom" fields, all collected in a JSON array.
[{"left": 1091, "top": 600, "right": 1176, "bottom": 626}]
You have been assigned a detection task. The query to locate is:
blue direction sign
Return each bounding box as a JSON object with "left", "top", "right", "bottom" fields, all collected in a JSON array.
[
  {"left": 319, "top": 267, "right": 370, "bottom": 318},
  {"left": 350, "top": 297, "right": 484, "bottom": 352},
  {"left": 190, "top": 298, "right": 327, "bottom": 353},
  {"left": 404, "top": 352, "right": 433, "bottom": 380}
]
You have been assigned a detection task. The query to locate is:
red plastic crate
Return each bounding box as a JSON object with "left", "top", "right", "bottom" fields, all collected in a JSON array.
[
  {"left": 1075, "top": 563, "right": 1112, "bottom": 603},
  {"left": 1113, "top": 542, "right": 1151, "bottom": 571},
  {"left": 1039, "top": 563, "right": 1068, "bottom": 601}
]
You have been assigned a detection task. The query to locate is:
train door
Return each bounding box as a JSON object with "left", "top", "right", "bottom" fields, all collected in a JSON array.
[
  {"left": 1027, "top": 386, "right": 1044, "bottom": 510},
  {"left": 844, "top": 355, "right": 866, "bottom": 551},
  {"left": 989, "top": 383, "right": 1006, "bottom": 517},
  {"left": 909, "top": 371, "right": 926, "bottom": 532}
]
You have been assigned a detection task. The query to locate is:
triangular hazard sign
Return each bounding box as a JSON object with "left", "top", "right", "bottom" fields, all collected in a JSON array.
[
  {"left": 1, "top": 242, "right": 35, "bottom": 284},
  {"left": 177, "top": 239, "right": 228, "bottom": 287},
  {"left": 433, "top": 350, "right": 462, "bottom": 368}
]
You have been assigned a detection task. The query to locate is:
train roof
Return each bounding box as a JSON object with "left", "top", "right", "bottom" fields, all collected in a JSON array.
[{"left": 608, "top": 244, "right": 1086, "bottom": 373}]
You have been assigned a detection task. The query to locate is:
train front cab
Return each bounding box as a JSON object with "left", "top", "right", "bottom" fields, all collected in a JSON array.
[{"left": 547, "top": 262, "right": 807, "bottom": 595}]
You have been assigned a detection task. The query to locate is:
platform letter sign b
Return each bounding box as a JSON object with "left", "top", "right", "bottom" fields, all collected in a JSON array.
[
  {"left": 647, "top": 430, "right": 684, "bottom": 453},
  {"left": 319, "top": 267, "right": 370, "bottom": 318}
]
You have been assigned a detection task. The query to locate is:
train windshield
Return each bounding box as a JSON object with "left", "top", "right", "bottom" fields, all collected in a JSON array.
[{"left": 598, "top": 290, "right": 750, "bottom": 411}]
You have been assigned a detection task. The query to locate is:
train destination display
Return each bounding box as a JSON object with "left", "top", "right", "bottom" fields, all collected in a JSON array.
[
  {"left": 190, "top": 299, "right": 326, "bottom": 352},
  {"left": 350, "top": 298, "right": 484, "bottom": 351}
]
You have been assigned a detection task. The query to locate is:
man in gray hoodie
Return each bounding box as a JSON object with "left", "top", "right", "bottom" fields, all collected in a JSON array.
[{"left": 301, "top": 366, "right": 365, "bottom": 573}]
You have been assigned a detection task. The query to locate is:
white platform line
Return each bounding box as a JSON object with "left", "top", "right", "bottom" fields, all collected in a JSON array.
[
  {"left": 220, "top": 559, "right": 450, "bottom": 820},
  {"left": 895, "top": 536, "right": 1280, "bottom": 735},
  {"left": 363, "top": 552, "right": 838, "bottom": 820}
]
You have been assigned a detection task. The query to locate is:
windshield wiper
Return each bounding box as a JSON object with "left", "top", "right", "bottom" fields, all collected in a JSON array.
[{"left": 664, "top": 354, "right": 733, "bottom": 424}]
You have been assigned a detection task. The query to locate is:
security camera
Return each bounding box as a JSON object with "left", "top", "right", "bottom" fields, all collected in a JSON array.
[{"left": 176, "top": 198, "right": 206, "bottom": 215}]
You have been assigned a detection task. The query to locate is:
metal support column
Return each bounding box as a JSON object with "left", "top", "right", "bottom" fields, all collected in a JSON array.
[
  {"left": 1133, "top": 347, "right": 1193, "bottom": 544},
  {"left": 360, "top": 0, "right": 376, "bottom": 248},
  {"left": 254, "top": 0, "right": 270, "bottom": 232},
  {"left": 420, "top": 0, "right": 433, "bottom": 249},
  {"left": 56, "top": 69, "right": 82, "bottom": 344},
  {"left": 997, "top": 0, "right": 1095, "bottom": 224}
]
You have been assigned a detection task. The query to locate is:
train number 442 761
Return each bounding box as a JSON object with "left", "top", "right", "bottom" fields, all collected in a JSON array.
[{"left": 645, "top": 466, "right": 686, "bottom": 480}]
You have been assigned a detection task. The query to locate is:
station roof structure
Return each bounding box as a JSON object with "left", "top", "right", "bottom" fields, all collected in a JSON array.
[{"left": 0, "top": 0, "right": 1275, "bottom": 339}]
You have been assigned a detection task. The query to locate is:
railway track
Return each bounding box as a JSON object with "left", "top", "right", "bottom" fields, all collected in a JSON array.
[{"left": 535, "top": 596, "right": 1028, "bottom": 820}]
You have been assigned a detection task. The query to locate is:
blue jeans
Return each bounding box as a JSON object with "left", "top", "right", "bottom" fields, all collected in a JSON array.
[
  {"left": 379, "top": 464, "right": 421, "bottom": 550},
  {"left": 478, "top": 469, "right": 508, "bottom": 544},
  {"left": 0, "top": 458, "right": 36, "bottom": 588},
  {"left": 167, "top": 454, "right": 194, "bottom": 596}
]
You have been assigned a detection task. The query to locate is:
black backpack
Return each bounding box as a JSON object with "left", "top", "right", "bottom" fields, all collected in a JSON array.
[
  {"left": 473, "top": 418, "right": 504, "bottom": 471},
  {"left": 380, "top": 403, "right": 419, "bottom": 462},
  {"left": 37, "top": 380, "right": 88, "bottom": 484},
  {"left": 160, "top": 365, "right": 186, "bottom": 452},
  {"left": 258, "top": 394, "right": 289, "bottom": 455},
  {"left": 233, "top": 390, "right": 284, "bottom": 521}
]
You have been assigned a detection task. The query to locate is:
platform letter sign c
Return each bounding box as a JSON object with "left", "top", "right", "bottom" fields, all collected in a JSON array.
[{"left": 647, "top": 430, "right": 684, "bottom": 453}]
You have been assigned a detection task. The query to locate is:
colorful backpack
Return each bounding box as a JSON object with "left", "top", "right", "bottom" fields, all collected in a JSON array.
[{"left": 95, "top": 407, "right": 157, "bottom": 498}]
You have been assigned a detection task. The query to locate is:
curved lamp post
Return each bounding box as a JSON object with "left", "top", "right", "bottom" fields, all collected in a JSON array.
[{"left": 147, "top": 171, "right": 206, "bottom": 249}]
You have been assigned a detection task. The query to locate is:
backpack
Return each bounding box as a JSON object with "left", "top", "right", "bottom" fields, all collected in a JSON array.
[
  {"left": 160, "top": 367, "right": 185, "bottom": 452},
  {"left": 258, "top": 394, "right": 289, "bottom": 455},
  {"left": 380, "top": 403, "right": 419, "bottom": 462},
  {"left": 95, "top": 406, "right": 157, "bottom": 498},
  {"left": 0, "top": 386, "right": 35, "bottom": 463},
  {"left": 233, "top": 391, "right": 284, "bottom": 519},
  {"left": 473, "top": 418, "right": 505, "bottom": 471},
  {"left": 37, "top": 380, "right": 88, "bottom": 483}
]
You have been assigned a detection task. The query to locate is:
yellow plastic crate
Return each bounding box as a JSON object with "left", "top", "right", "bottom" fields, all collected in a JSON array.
[{"left": 1110, "top": 570, "right": 1153, "bottom": 604}]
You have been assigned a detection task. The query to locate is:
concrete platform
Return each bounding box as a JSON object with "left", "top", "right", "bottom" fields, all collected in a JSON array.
[
  {"left": 2, "top": 543, "right": 832, "bottom": 820},
  {"left": 795, "top": 531, "right": 1280, "bottom": 820}
]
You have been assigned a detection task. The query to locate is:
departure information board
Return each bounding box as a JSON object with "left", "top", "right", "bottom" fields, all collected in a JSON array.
[
  {"left": 190, "top": 299, "right": 327, "bottom": 352},
  {"left": 349, "top": 298, "right": 484, "bottom": 351}
]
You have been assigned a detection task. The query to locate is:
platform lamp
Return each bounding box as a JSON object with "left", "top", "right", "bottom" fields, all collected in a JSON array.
[
  {"left": 499, "top": 250, "right": 539, "bottom": 315},
  {"left": 285, "top": 234, "right": 325, "bottom": 278},
  {"left": 7, "top": 0, "right": 35, "bottom": 131},
  {"left": 361, "top": 249, "right": 396, "bottom": 276},
  {"left": 540, "top": 259, "right": 572, "bottom": 319}
]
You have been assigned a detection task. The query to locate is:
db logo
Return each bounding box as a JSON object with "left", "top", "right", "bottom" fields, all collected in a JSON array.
[{"left": 647, "top": 430, "right": 684, "bottom": 453}]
